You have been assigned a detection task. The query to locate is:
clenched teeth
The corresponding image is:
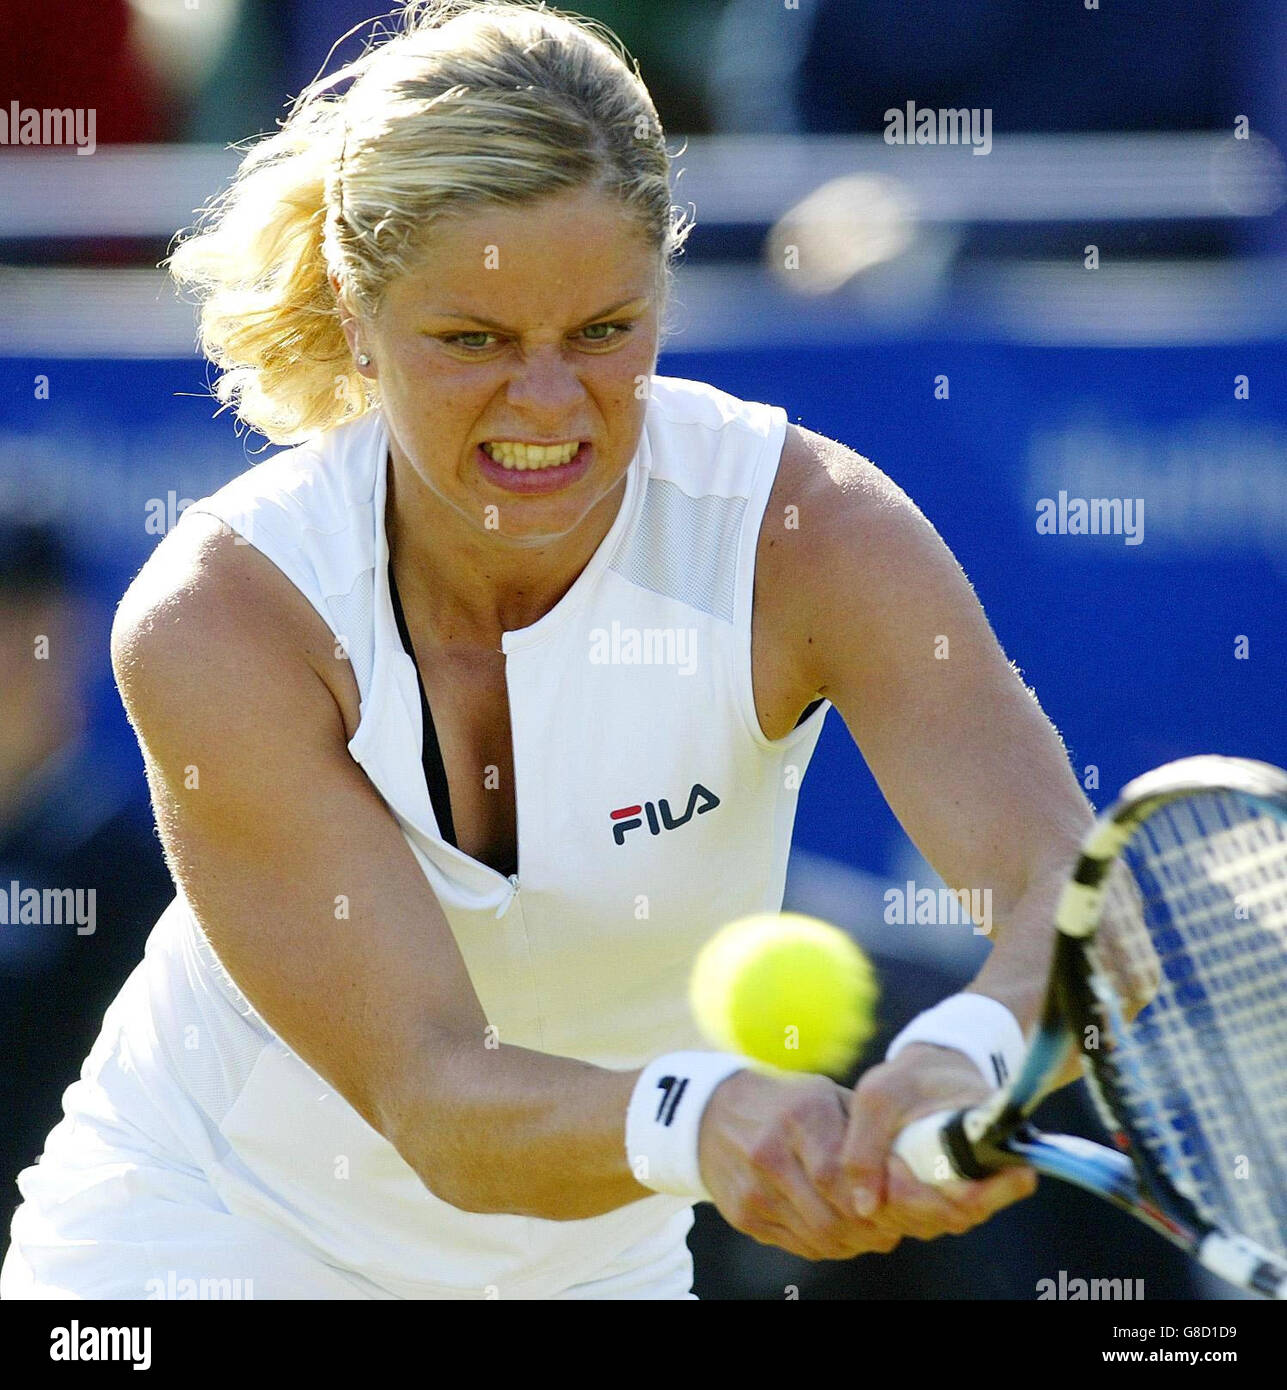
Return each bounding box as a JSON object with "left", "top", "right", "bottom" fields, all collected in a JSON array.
[{"left": 483, "top": 440, "right": 581, "bottom": 470}]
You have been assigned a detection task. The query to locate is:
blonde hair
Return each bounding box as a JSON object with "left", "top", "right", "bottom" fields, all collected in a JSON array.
[{"left": 168, "top": 0, "right": 691, "bottom": 444}]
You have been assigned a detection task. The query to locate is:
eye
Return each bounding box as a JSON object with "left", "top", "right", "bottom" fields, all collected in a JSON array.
[
  {"left": 437, "top": 321, "right": 636, "bottom": 352},
  {"left": 578, "top": 321, "right": 634, "bottom": 345},
  {"left": 441, "top": 331, "right": 500, "bottom": 352}
]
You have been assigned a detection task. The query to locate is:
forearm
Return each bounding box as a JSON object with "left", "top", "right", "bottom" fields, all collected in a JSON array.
[
  {"left": 383, "top": 1036, "right": 653, "bottom": 1220},
  {"left": 966, "top": 852, "right": 1089, "bottom": 1088},
  {"left": 966, "top": 860, "right": 1069, "bottom": 1032}
]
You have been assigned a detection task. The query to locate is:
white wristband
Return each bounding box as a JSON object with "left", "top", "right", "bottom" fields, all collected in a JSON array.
[
  {"left": 885, "top": 994, "right": 1025, "bottom": 1089},
  {"left": 625, "top": 1051, "right": 750, "bottom": 1201}
]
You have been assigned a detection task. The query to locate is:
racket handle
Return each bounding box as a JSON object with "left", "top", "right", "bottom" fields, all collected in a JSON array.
[{"left": 892, "top": 1110, "right": 961, "bottom": 1184}]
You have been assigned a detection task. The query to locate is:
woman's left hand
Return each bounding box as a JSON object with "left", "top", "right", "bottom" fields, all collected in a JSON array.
[{"left": 839, "top": 1043, "right": 1038, "bottom": 1240}]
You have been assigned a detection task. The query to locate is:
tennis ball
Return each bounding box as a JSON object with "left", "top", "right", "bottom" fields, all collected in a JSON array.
[{"left": 689, "top": 913, "right": 878, "bottom": 1077}]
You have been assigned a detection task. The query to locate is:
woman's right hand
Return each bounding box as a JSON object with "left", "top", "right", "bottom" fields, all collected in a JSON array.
[{"left": 698, "top": 1068, "right": 904, "bottom": 1261}]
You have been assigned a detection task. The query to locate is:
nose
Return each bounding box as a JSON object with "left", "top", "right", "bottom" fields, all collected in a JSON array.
[{"left": 504, "top": 345, "right": 586, "bottom": 422}]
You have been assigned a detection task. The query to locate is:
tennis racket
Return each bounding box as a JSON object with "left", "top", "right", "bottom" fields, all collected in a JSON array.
[{"left": 894, "top": 754, "right": 1287, "bottom": 1298}]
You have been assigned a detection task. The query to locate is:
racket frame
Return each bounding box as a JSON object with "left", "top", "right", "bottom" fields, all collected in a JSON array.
[{"left": 893, "top": 755, "right": 1287, "bottom": 1299}]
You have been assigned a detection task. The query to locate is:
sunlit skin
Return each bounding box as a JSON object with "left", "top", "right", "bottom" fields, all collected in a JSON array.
[
  {"left": 98, "top": 172, "right": 1070, "bottom": 1264},
  {"left": 336, "top": 186, "right": 663, "bottom": 644}
]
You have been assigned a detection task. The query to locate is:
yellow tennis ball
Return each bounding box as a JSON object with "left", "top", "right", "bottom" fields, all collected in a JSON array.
[{"left": 689, "top": 913, "right": 878, "bottom": 1077}]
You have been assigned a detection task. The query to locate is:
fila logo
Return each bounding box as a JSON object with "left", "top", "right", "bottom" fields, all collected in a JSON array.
[{"left": 610, "top": 783, "right": 720, "bottom": 846}]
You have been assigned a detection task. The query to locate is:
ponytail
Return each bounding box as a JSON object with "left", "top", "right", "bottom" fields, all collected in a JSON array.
[{"left": 168, "top": 100, "right": 370, "bottom": 443}]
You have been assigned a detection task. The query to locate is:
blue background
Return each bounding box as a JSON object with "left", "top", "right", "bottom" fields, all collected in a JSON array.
[{"left": 3, "top": 341, "right": 1281, "bottom": 881}]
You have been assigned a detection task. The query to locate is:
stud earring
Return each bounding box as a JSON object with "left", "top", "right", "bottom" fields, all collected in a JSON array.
[{"left": 356, "top": 352, "right": 371, "bottom": 366}]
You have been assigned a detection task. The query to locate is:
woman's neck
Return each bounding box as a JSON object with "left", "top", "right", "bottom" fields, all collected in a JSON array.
[{"left": 384, "top": 452, "right": 627, "bottom": 648}]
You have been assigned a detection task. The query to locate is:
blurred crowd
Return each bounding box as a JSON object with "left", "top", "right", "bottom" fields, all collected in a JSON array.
[
  {"left": 0, "top": 521, "right": 172, "bottom": 1239},
  {"left": 2, "top": 0, "right": 1280, "bottom": 144}
]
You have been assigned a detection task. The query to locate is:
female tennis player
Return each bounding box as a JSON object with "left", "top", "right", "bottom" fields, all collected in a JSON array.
[{"left": 2, "top": 0, "right": 1090, "bottom": 1299}]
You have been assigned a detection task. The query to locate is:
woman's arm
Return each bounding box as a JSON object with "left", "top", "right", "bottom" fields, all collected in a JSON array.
[
  {"left": 112, "top": 514, "right": 643, "bottom": 1220},
  {"left": 112, "top": 512, "right": 901, "bottom": 1258},
  {"left": 759, "top": 425, "right": 1093, "bottom": 1230}
]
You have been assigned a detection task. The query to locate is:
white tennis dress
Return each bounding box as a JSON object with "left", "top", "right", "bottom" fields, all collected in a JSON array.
[{"left": 2, "top": 374, "right": 831, "bottom": 1300}]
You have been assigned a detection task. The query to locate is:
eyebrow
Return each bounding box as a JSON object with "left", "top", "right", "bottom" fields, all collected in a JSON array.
[{"left": 425, "top": 296, "right": 651, "bottom": 333}]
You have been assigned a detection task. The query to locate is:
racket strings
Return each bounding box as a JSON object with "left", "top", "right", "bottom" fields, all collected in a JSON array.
[{"left": 1088, "top": 790, "right": 1287, "bottom": 1259}]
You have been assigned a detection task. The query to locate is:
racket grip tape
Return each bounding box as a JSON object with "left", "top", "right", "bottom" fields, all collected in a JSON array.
[{"left": 893, "top": 1109, "right": 986, "bottom": 1183}]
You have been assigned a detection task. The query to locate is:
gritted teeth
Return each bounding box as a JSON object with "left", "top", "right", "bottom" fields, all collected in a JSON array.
[{"left": 482, "top": 440, "right": 582, "bottom": 470}]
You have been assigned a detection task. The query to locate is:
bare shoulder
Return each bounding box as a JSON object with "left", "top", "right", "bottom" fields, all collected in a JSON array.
[
  {"left": 113, "top": 513, "right": 284, "bottom": 688},
  {"left": 772, "top": 423, "right": 941, "bottom": 560},
  {"left": 754, "top": 423, "right": 949, "bottom": 727},
  {"left": 775, "top": 422, "right": 887, "bottom": 503},
  {"left": 111, "top": 511, "right": 355, "bottom": 736}
]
